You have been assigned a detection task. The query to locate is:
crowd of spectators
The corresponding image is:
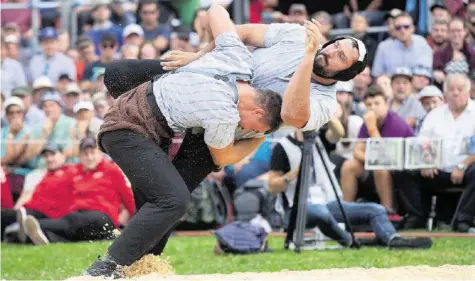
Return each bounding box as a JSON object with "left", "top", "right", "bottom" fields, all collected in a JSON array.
[{"left": 1, "top": 0, "right": 475, "bottom": 245}]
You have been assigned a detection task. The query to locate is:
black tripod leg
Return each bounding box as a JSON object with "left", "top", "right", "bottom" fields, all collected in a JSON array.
[{"left": 315, "top": 137, "right": 360, "bottom": 248}]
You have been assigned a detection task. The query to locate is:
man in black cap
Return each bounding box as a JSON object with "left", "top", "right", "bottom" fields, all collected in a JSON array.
[{"left": 82, "top": 33, "right": 118, "bottom": 82}]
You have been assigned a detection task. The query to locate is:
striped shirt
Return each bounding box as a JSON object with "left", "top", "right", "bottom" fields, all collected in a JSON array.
[
  {"left": 251, "top": 23, "right": 337, "bottom": 132},
  {"left": 153, "top": 32, "right": 253, "bottom": 149}
]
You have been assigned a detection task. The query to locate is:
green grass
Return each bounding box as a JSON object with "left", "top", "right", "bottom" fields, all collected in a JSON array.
[{"left": 1, "top": 237, "right": 474, "bottom": 280}]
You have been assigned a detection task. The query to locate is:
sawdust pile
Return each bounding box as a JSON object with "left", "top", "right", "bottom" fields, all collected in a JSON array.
[{"left": 122, "top": 254, "right": 175, "bottom": 278}]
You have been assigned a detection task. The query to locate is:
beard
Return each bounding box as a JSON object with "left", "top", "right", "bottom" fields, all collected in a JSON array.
[{"left": 312, "top": 50, "right": 334, "bottom": 78}]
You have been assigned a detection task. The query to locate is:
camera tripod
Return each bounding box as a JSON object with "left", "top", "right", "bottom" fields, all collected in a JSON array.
[{"left": 284, "top": 130, "right": 359, "bottom": 253}]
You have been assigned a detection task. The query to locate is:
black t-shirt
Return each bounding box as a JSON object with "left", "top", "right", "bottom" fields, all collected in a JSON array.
[
  {"left": 82, "top": 61, "right": 109, "bottom": 81},
  {"left": 270, "top": 136, "right": 304, "bottom": 174}
]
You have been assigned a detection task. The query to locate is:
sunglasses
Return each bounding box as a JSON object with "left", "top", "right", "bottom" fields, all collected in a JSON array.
[
  {"left": 101, "top": 43, "right": 116, "bottom": 49},
  {"left": 141, "top": 10, "right": 157, "bottom": 15},
  {"left": 395, "top": 24, "right": 412, "bottom": 31},
  {"left": 6, "top": 110, "right": 23, "bottom": 116}
]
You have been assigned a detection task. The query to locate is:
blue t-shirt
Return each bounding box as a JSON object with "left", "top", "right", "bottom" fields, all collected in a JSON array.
[{"left": 1, "top": 126, "right": 35, "bottom": 176}]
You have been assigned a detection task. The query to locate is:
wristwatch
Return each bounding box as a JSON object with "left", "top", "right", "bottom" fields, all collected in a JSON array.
[{"left": 457, "top": 163, "right": 467, "bottom": 172}]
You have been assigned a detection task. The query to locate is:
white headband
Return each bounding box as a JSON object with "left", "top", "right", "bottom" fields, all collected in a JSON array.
[{"left": 351, "top": 37, "right": 367, "bottom": 62}]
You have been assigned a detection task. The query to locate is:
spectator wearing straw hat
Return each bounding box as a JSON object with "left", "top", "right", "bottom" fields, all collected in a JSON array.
[
  {"left": 28, "top": 27, "right": 76, "bottom": 85},
  {"left": 62, "top": 84, "right": 82, "bottom": 118},
  {"left": 10, "top": 86, "right": 45, "bottom": 127}
]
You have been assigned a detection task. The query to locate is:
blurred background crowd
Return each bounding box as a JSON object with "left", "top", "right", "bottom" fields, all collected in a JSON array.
[{"left": 1, "top": 0, "right": 475, "bottom": 246}]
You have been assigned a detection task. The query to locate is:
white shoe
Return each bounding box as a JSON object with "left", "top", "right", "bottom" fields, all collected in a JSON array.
[
  {"left": 16, "top": 207, "right": 27, "bottom": 243},
  {"left": 24, "top": 215, "right": 49, "bottom": 245}
]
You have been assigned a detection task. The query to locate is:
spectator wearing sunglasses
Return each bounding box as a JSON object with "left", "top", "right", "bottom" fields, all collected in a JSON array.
[
  {"left": 372, "top": 12, "right": 433, "bottom": 77},
  {"left": 82, "top": 34, "right": 118, "bottom": 82}
]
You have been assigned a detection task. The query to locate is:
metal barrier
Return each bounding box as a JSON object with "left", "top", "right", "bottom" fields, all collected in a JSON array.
[{"left": 0, "top": 0, "right": 61, "bottom": 50}]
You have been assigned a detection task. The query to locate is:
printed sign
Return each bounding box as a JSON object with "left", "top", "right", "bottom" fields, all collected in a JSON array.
[
  {"left": 404, "top": 137, "right": 442, "bottom": 170},
  {"left": 364, "top": 138, "right": 404, "bottom": 171}
]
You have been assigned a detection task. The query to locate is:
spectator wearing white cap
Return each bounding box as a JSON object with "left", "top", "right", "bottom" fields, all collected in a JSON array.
[
  {"left": 123, "top": 24, "right": 144, "bottom": 47},
  {"left": 62, "top": 84, "right": 82, "bottom": 117},
  {"left": 69, "top": 101, "right": 104, "bottom": 158},
  {"left": 11, "top": 86, "right": 45, "bottom": 127},
  {"left": 91, "top": 93, "right": 110, "bottom": 120},
  {"left": 20, "top": 91, "right": 76, "bottom": 167},
  {"left": 28, "top": 27, "right": 76, "bottom": 85},
  {"left": 411, "top": 65, "right": 433, "bottom": 93},
  {"left": 1, "top": 96, "right": 36, "bottom": 199},
  {"left": 31, "top": 76, "right": 54, "bottom": 106},
  {"left": 335, "top": 80, "right": 365, "bottom": 117},
  {"left": 414, "top": 85, "right": 445, "bottom": 135},
  {"left": 388, "top": 67, "right": 426, "bottom": 128},
  {"left": 1, "top": 40, "right": 27, "bottom": 98}
]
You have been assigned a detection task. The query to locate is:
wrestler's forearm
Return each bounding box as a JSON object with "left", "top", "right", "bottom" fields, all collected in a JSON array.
[
  {"left": 210, "top": 137, "right": 265, "bottom": 167},
  {"left": 281, "top": 54, "right": 313, "bottom": 128}
]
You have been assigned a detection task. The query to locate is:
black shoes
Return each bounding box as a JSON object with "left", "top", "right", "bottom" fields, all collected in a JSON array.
[
  {"left": 83, "top": 255, "right": 124, "bottom": 279},
  {"left": 388, "top": 237, "right": 433, "bottom": 249}
]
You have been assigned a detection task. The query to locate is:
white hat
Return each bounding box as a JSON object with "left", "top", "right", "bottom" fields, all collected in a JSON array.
[
  {"left": 336, "top": 80, "right": 354, "bottom": 93},
  {"left": 33, "top": 76, "right": 53, "bottom": 90},
  {"left": 65, "top": 83, "right": 82, "bottom": 95},
  {"left": 3, "top": 96, "right": 24, "bottom": 111},
  {"left": 73, "top": 101, "right": 94, "bottom": 113},
  {"left": 4, "top": 34, "right": 19, "bottom": 44},
  {"left": 419, "top": 85, "right": 443, "bottom": 100},
  {"left": 123, "top": 24, "right": 144, "bottom": 38}
]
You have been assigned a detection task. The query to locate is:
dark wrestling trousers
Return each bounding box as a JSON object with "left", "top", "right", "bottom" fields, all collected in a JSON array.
[{"left": 103, "top": 63, "right": 219, "bottom": 264}]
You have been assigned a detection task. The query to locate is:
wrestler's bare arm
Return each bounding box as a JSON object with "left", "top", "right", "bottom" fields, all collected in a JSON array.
[
  {"left": 161, "top": 24, "right": 268, "bottom": 70},
  {"left": 281, "top": 19, "right": 323, "bottom": 129},
  {"left": 208, "top": 137, "right": 265, "bottom": 167}
]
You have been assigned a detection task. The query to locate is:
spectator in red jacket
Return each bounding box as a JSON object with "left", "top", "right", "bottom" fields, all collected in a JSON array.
[
  {"left": 1, "top": 143, "right": 73, "bottom": 242},
  {"left": 22, "top": 137, "right": 135, "bottom": 245},
  {"left": 1, "top": 167, "right": 14, "bottom": 209}
]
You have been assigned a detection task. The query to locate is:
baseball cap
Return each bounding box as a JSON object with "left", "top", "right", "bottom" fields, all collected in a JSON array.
[
  {"left": 392, "top": 67, "right": 413, "bottom": 81},
  {"left": 40, "top": 91, "right": 64, "bottom": 107},
  {"left": 65, "top": 83, "right": 82, "bottom": 95},
  {"left": 41, "top": 142, "right": 62, "bottom": 155},
  {"left": 4, "top": 34, "right": 19, "bottom": 44},
  {"left": 3, "top": 23, "right": 19, "bottom": 33},
  {"left": 3, "top": 96, "right": 24, "bottom": 111},
  {"left": 76, "top": 35, "right": 93, "bottom": 48},
  {"left": 336, "top": 80, "right": 354, "bottom": 93},
  {"left": 430, "top": 4, "right": 448, "bottom": 12},
  {"left": 91, "top": 91, "right": 107, "bottom": 102},
  {"left": 59, "top": 73, "right": 73, "bottom": 82},
  {"left": 384, "top": 9, "right": 403, "bottom": 21},
  {"left": 33, "top": 76, "right": 54, "bottom": 90},
  {"left": 289, "top": 3, "right": 307, "bottom": 13},
  {"left": 419, "top": 85, "right": 444, "bottom": 100},
  {"left": 79, "top": 137, "right": 98, "bottom": 151},
  {"left": 73, "top": 101, "right": 94, "bottom": 114},
  {"left": 412, "top": 65, "right": 433, "bottom": 79},
  {"left": 123, "top": 24, "right": 144, "bottom": 38},
  {"left": 38, "top": 27, "right": 58, "bottom": 41},
  {"left": 100, "top": 33, "right": 118, "bottom": 45},
  {"left": 11, "top": 86, "right": 33, "bottom": 98}
]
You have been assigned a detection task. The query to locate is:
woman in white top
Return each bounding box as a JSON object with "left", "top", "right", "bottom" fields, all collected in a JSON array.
[{"left": 325, "top": 100, "right": 363, "bottom": 180}]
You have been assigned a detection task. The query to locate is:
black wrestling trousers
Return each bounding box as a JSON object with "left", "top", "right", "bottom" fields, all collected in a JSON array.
[{"left": 102, "top": 130, "right": 218, "bottom": 265}]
